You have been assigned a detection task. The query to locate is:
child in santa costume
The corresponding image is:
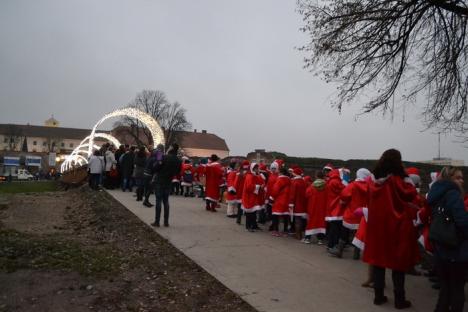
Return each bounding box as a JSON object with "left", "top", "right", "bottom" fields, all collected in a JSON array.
[
  {"left": 325, "top": 168, "right": 346, "bottom": 251},
  {"left": 289, "top": 166, "right": 307, "bottom": 240},
  {"left": 304, "top": 170, "right": 327, "bottom": 244},
  {"left": 180, "top": 158, "right": 195, "bottom": 197},
  {"left": 257, "top": 163, "right": 269, "bottom": 225},
  {"left": 331, "top": 168, "right": 371, "bottom": 259},
  {"left": 270, "top": 166, "right": 291, "bottom": 237},
  {"left": 241, "top": 163, "right": 264, "bottom": 232},
  {"left": 204, "top": 154, "right": 224, "bottom": 212},
  {"left": 234, "top": 160, "right": 250, "bottom": 224},
  {"left": 226, "top": 160, "right": 239, "bottom": 218},
  {"left": 364, "top": 149, "right": 418, "bottom": 309},
  {"left": 266, "top": 161, "right": 281, "bottom": 228}
]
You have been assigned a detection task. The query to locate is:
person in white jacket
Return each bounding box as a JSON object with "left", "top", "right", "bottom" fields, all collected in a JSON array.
[
  {"left": 104, "top": 145, "right": 117, "bottom": 189},
  {"left": 88, "top": 150, "right": 104, "bottom": 190}
]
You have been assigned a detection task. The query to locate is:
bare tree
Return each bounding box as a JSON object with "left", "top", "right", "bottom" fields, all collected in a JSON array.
[
  {"left": 161, "top": 101, "right": 192, "bottom": 148},
  {"left": 115, "top": 90, "right": 191, "bottom": 148},
  {"left": 297, "top": 0, "right": 468, "bottom": 131}
]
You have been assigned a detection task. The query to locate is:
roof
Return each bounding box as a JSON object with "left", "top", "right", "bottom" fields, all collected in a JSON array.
[
  {"left": 179, "top": 131, "right": 229, "bottom": 151},
  {"left": 0, "top": 124, "right": 109, "bottom": 140}
]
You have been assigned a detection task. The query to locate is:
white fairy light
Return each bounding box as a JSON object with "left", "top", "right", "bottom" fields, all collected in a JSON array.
[{"left": 60, "top": 108, "right": 164, "bottom": 173}]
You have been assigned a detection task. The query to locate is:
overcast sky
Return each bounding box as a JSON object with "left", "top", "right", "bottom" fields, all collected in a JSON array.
[{"left": 0, "top": 0, "right": 467, "bottom": 164}]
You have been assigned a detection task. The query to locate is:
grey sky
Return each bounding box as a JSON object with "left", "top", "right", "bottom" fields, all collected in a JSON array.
[{"left": 0, "top": 0, "right": 466, "bottom": 164}]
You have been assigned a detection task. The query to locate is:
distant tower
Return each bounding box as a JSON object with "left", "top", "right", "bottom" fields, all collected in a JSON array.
[{"left": 44, "top": 115, "right": 59, "bottom": 127}]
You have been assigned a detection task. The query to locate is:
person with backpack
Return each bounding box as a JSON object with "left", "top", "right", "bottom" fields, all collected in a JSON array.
[{"left": 427, "top": 166, "right": 468, "bottom": 312}]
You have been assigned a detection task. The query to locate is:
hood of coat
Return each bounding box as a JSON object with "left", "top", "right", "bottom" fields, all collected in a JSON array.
[
  {"left": 328, "top": 169, "right": 340, "bottom": 181},
  {"left": 313, "top": 178, "right": 326, "bottom": 191},
  {"left": 427, "top": 180, "right": 461, "bottom": 206},
  {"left": 250, "top": 162, "right": 259, "bottom": 175}
]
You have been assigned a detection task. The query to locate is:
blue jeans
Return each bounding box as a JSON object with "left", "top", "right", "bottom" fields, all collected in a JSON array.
[
  {"left": 122, "top": 177, "right": 132, "bottom": 191},
  {"left": 155, "top": 185, "right": 171, "bottom": 225}
]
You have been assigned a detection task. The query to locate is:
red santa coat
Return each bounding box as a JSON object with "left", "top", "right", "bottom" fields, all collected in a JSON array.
[
  {"left": 352, "top": 208, "right": 368, "bottom": 251},
  {"left": 270, "top": 175, "right": 291, "bottom": 215},
  {"left": 305, "top": 179, "right": 328, "bottom": 235},
  {"left": 234, "top": 172, "right": 247, "bottom": 202},
  {"left": 363, "top": 175, "right": 420, "bottom": 272},
  {"left": 241, "top": 170, "right": 264, "bottom": 212},
  {"left": 341, "top": 180, "right": 369, "bottom": 230},
  {"left": 204, "top": 162, "right": 224, "bottom": 203},
  {"left": 266, "top": 172, "right": 278, "bottom": 204},
  {"left": 257, "top": 173, "right": 267, "bottom": 207},
  {"left": 289, "top": 176, "right": 307, "bottom": 217},
  {"left": 226, "top": 169, "right": 238, "bottom": 204},
  {"left": 325, "top": 169, "right": 345, "bottom": 221},
  {"left": 180, "top": 163, "right": 195, "bottom": 187}
]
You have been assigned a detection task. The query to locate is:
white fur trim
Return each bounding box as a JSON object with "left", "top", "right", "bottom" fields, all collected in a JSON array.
[
  {"left": 418, "top": 235, "right": 425, "bottom": 248},
  {"left": 288, "top": 204, "right": 294, "bottom": 208},
  {"left": 363, "top": 207, "right": 368, "bottom": 222},
  {"left": 172, "top": 178, "right": 180, "bottom": 182},
  {"left": 181, "top": 182, "right": 192, "bottom": 186},
  {"left": 352, "top": 237, "right": 365, "bottom": 251},
  {"left": 254, "top": 185, "right": 261, "bottom": 195},
  {"left": 404, "top": 176, "right": 415, "bottom": 186},
  {"left": 228, "top": 186, "right": 236, "bottom": 193},
  {"left": 293, "top": 213, "right": 307, "bottom": 218},
  {"left": 205, "top": 197, "right": 218, "bottom": 203},
  {"left": 325, "top": 216, "right": 343, "bottom": 221},
  {"left": 414, "top": 210, "right": 423, "bottom": 226},
  {"left": 226, "top": 199, "right": 239, "bottom": 204},
  {"left": 305, "top": 228, "right": 326, "bottom": 235},
  {"left": 269, "top": 196, "right": 274, "bottom": 201},
  {"left": 241, "top": 204, "right": 261, "bottom": 213},
  {"left": 342, "top": 221, "right": 359, "bottom": 230},
  {"left": 272, "top": 212, "right": 290, "bottom": 216}
]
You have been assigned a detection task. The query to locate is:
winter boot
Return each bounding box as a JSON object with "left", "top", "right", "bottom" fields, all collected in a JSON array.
[
  {"left": 353, "top": 246, "right": 360, "bottom": 260},
  {"left": 329, "top": 239, "right": 346, "bottom": 258},
  {"left": 394, "top": 291, "right": 411, "bottom": 309},
  {"left": 373, "top": 288, "right": 388, "bottom": 305}
]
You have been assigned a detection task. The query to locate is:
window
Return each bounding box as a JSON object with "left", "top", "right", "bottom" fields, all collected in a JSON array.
[
  {"left": 61, "top": 142, "right": 65, "bottom": 148},
  {"left": 69, "top": 143, "right": 74, "bottom": 148},
  {"left": 42, "top": 142, "right": 47, "bottom": 147},
  {"left": 33, "top": 141, "right": 37, "bottom": 146}
]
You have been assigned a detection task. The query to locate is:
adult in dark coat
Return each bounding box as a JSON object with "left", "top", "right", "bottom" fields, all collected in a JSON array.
[
  {"left": 151, "top": 143, "right": 182, "bottom": 227},
  {"left": 427, "top": 166, "right": 468, "bottom": 312},
  {"left": 120, "top": 146, "right": 135, "bottom": 192}
]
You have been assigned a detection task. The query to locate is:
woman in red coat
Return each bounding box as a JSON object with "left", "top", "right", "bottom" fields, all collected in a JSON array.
[
  {"left": 226, "top": 161, "right": 239, "bottom": 218},
  {"left": 204, "top": 154, "right": 224, "bottom": 212},
  {"left": 304, "top": 170, "right": 327, "bottom": 244},
  {"left": 289, "top": 167, "right": 307, "bottom": 239},
  {"left": 241, "top": 163, "right": 264, "bottom": 232},
  {"left": 270, "top": 167, "right": 291, "bottom": 237},
  {"left": 364, "top": 149, "right": 418, "bottom": 309}
]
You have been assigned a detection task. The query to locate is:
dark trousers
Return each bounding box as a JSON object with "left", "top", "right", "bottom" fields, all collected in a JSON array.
[
  {"left": 271, "top": 215, "right": 289, "bottom": 232},
  {"left": 236, "top": 203, "right": 243, "bottom": 223},
  {"left": 373, "top": 266, "right": 405, "bottom": 296},
  {"left": 89, "top": 173, "right": 100, "bottom": 190},
  {"left": 155, "top": 185, "right": 171, "bottom": 225},
  {"left": 143, "top": 175, "right": 153, "bottom": 202},
  {"left": 245, "top": 212, "right": 256, "bottom": 230},
  {"left": 435, "top": 260, "right": 467, "bottom": 312},
  {"left": 135, "top": 177, "right": 144, "bottom": 200},
  {"left": 327, "top": 220, "right": 350, "bottom": 248},
  {"left": 171, "top": 182, "right": 180, "bottom": 195}
]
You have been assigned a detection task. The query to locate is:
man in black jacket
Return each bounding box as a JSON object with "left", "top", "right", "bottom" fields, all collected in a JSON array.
[{"left": 151, "top": 143, "right": 182, "bottom": 227}]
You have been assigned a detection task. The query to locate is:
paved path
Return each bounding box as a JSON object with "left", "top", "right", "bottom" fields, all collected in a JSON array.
[{"left": 107, "top": 190, "right": 439, "bottom": 312}]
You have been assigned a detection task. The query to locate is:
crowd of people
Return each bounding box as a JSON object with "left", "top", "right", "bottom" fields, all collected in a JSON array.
[{"left": 88, "top": 145, "right": 468, "bottom": 311}]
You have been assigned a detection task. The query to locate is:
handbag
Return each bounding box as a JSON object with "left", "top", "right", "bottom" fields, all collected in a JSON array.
[{"left": 429, "top": 204, "right": 459, "bottom": 248}]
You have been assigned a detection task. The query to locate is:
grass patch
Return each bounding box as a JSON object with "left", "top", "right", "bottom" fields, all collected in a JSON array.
[
  {"left": 0, "top": 181, "right": 58, "bottom": 194},
  {"left": 0, "top": 229, "right": 121, "bottom": 277}
]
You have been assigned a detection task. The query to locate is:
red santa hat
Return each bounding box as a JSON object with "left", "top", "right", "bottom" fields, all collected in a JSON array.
[
  {"left": 259, "top": 163, "right": 268, "bottom": 172},
  {"left": 406, "top": 167, "right": 421, "bottom": 186},
  {"left": 241, "top": 160, "right": 250, "bottom": 170},
  {"left": 274, "top": 159, "right": 284, "bottom": 168},
  {"left": 292, "top": 166, "right": 303, "bottom": 176},
  {"left": 323, "top": 163, "right": 334, "bottom": 171}
]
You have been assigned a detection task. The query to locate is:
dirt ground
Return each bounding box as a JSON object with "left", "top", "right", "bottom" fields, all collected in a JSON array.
[{"left": 0, "top": 187, "right": 257, "bottom": 312}]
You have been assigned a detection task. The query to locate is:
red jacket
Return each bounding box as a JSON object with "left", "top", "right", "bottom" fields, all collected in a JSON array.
[
  {"left": 341, "top": 180, "right": 369, "bottom": 229},
  {"left": 180, "top": 163, "right": 195, "bottom": 186},
  {"left": 305, "top": 179, "right": 327, "bottom": 235},
  {"left": 226, "top": 168, "right": 238, "bottom": 204},
  {"left": 204, "top": 162, "right": 224, "bottom": 202},
  {"left": 289, "top": 176, "right": 307, "bottom": 217},
  {"left": 271, "top": 175, "right": 291, "bottom": 215},
  {"left": 266, "top": 172, "right": 278, "bottom": 204},
  {"left": 325, "top": 169, "right": 345, "bottom": 221},
  {"left": 241, "top": 172, "right": 264, "bottom": 212},
  {"left": 234, "top": 172, "right": 247, "bottom": 201},
  {"left": 363, "top": 175, "right": 420, "bottom": 271}
]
